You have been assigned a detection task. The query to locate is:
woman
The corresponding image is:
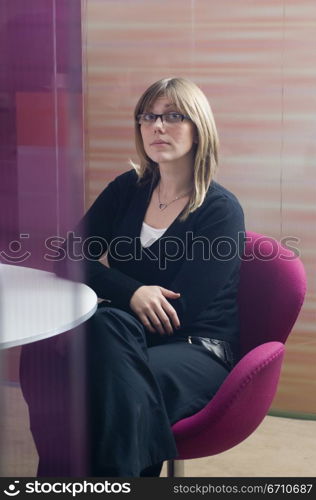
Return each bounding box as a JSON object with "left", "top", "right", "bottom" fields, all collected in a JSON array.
[{"left": 21, "top": 77, "right": 245, "bottom": 477}]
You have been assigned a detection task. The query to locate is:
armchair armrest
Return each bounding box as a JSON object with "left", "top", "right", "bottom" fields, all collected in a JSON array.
[{"left": 172, "top": 341, "right": 285, "bottom": 459}]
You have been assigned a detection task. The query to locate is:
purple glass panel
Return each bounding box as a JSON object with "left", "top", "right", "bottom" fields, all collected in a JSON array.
[
  {"left": 0, "top": 0, "right": 85, "bottom": 477},
  {"left": 0, "top": 0, "right": 84, "bottom": 272}
]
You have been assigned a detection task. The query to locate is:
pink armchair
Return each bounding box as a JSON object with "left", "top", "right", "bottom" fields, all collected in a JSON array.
[{"left": 167, "top": 231, "right": 307, "bottom": 477}]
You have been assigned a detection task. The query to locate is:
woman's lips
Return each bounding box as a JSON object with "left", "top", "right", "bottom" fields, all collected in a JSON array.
[{"left": 150, "top": 140, "right": 169, "bottom": 145}]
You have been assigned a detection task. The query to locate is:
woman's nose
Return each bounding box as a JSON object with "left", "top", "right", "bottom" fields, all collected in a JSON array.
[{"left": 153, "top": 116, "right": 165, "bottom": 131}]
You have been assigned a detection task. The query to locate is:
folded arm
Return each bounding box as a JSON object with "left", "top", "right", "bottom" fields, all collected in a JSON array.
[{"left": 54, "top": 174, "right": 143, "bottom": 311}]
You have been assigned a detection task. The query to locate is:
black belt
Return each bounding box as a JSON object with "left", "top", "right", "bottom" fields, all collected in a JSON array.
[{"left": 170, "top": 336, "right": 236, "bottom": 371}]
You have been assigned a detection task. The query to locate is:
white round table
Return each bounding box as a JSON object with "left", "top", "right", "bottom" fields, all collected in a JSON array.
[{"left": 0, "top": 264, "right": 98, "bottom": 349}]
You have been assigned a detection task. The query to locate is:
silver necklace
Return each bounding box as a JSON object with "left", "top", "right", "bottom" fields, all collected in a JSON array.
[{"left": 157, "top": 182, "right": 192, "bottom": 211}]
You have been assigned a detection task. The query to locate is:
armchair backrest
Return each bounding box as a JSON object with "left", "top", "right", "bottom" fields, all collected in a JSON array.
[{"left": 238, "top": 231, "right": 306, "bottom": 356}]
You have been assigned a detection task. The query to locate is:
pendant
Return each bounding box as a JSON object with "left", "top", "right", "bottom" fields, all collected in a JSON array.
[{"left": 159, "top": 203, "right": 167, "bottom": 210}]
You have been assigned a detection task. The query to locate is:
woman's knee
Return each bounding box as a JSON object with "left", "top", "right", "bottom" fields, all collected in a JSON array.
[
  {"left": 87, "top": 306, "right": 147, "bottom": 353},
  {"left": 91, "top": 306, "right": 141, "bottom": 332}
]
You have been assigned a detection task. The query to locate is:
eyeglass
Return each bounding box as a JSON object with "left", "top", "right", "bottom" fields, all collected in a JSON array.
[{"left": 136, "top": 112, "right": 191, "bottom": 125}]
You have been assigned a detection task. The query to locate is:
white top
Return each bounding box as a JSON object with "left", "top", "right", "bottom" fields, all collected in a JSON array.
[
  {"left": 140, "top": 221, "right": 168, "bottom": 248},
  {"left": 0, "top": 264, "right": 98, "bottom": 349}
]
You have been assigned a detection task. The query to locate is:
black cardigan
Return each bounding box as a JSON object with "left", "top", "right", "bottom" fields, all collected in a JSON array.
[{"left": 57, "top": 168, "right": 245, "bottom": 347}]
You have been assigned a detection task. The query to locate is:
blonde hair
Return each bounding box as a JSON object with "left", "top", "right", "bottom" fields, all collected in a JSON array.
[{"left": 131, "top": 77, "right": 219, "bottom": 222}]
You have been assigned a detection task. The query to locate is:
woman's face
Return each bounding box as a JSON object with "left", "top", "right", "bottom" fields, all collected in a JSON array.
[{"left": 139, "top": 96, "right": 196, "bottom": 167}]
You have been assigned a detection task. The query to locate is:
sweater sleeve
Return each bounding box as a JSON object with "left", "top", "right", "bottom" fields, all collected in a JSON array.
[
  {"left": 167, "top": 193, "right": 245, "bottom": 327},
  {"left": 54, "top": 173, "right": 144, "bottom": 310}
]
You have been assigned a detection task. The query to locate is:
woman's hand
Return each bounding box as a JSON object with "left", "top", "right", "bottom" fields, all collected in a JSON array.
[{"left": 129, "top": 285, "right": 181, "bottom": 335}]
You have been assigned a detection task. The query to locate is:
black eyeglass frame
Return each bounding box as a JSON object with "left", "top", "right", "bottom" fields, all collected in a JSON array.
[{"left": 136, "top": 112, "right": 192, "bottom": 125}]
